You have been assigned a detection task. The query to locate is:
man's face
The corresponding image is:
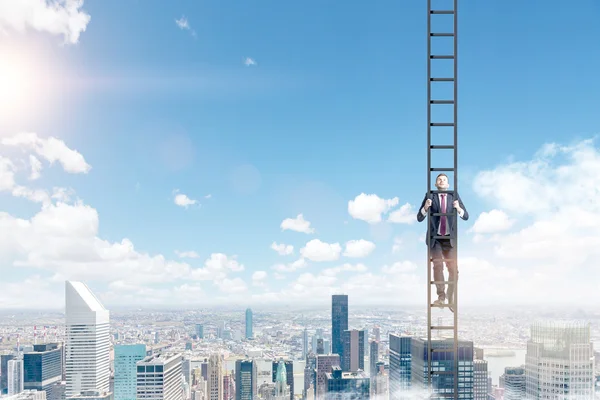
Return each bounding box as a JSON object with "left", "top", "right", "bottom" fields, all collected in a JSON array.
[{"left": 435, "top": 175, "right": 449, "bottom": 190}]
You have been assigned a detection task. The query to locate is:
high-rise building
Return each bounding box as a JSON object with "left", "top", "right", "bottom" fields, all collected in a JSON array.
[
  {"left": 245, "top": 309, "right": 253, "bottom": 340},
  {"left": 23, "top": 343, "right": 62, "bottom": 396},
  {"left": 302, "top": 329, "right": 309, "bottom": 360},
  {"left": 195, "top": 325, "right": 204, "bottom": 340},
  {"left": 342, "top": 330, "right": 365, "bottom": 373},
  {"left": 7, "top": 359, "right": 24, "bottom": 395},
  {"left": 271, "top": 360, "right": 293, "bottom": 400},
  {"left": 325, "top": 366, "right": 370, "bottom": 399},
  {"left": 235, "top": 360, "right": 256, "bottom": 400},
  {"left": 136, "top": 352, "right": 183, "bottom": 400},
  {"left": 113, "top": 344, "right": 146, "bottom": 400},
  {"left": 208, "top": 354, "right": 222, "bottom": 400},
  {"left": 410, "top": 338, "right": 474, "bottom": 400},
  {"left": 373, "top": 327, "right": 380, "bottom": 343},
  {"left": 389, "top": 334, "right": 411, "bottom": 399},
  {"left": 369, "top": 341, "right": 379, "bottom": 377},
  {"left": 316, "top": 339, "right": 324, "bottom": 355},
  {"left": 499, "top": 366, "right": 525, "bottom": 400},
  {"left": 65, "top": 281, "right": 110, "bottom": 398},
  {"left": 331, "top": 295, "right": 348, "bottom": 363},
  {"left": 1, "top": 354, "right": 16, "bottom": 394},
  {"left": 525, "top": 320, "right": 595, "bottom": 399},
  {"left": 315, "top": 354, "right": 340, "bottom": 399},
  {"left": 473, "top": 360, "right": 489, "bottom": 400},
  {"left": 273, "top": 361, "right": 290, "bottom": 400}
]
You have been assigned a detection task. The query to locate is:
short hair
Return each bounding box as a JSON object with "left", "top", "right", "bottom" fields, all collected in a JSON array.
[{"left": 436, "top": 173, "right": 448, "bottom": 180}]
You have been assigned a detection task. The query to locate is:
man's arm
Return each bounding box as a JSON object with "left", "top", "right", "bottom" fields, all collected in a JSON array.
[
  {"left": 416, "top": 193, "right": 429, "bottom": 222},
  {"left": 456, "top": 192, "right": 468, "bottom": 221}
]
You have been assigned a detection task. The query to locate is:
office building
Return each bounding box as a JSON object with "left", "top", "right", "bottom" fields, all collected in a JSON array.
[
  {"left": 499, "top": 366, "right": 525, "bottom": 400},
  {"left": 1, "top": 354, "right": 16, "bottom": 394},
  {"left": 389, "top": 334, "right": 412, "bottom": 399},
  {"left": 136, "top": 352, "right": 183, "bottom": 400},
  {"left": 325, "top": 366, "right": 369, "bottom": 399},
  {"left": 271, "top": 360, "right": 293, "bottom": 400},
  {"left": 410, "top": 338, "right": 474, "bottom": 400},
  {"left": 65, "top": 281, "right": 110, "bottom": 397},
  {"left": 235, "top": 360, "right": 256, "bottom": 400},
  {"left": 473, "top": 360, "right": 488, "bottom": 400},
  {"left": 331, "top": 295, "right": 348, "bottom": 361},
  {"left": 525, "top": 320, "right": 595, "bottom": 399},
  {"left": 342, "top": 330, "right": 365, "bottom": 373},
  {"left": 195, "top": 325, "right": 204, "bottom": 340},
  {"left": 23, "top": 343, "right": 62, "bottom": 396},
  {"left": 208, "top": 354, "right": 222, "bottom": 400},
  {"left": 113, "top": 344, "right": 146, "bottom": 400},
  {"left": 315, "top": 354, "right": 340, "bottom": 399},
  {"left": 7, "top": 359, "right": 24, "bottom": 395},
  {"left": 245, "top": 309, "right": 253, "bottom": 340}
]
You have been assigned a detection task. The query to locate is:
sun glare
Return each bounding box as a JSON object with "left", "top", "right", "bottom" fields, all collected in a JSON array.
[{"left": 0, "top": 45, "right": 53, "bottom": 126}]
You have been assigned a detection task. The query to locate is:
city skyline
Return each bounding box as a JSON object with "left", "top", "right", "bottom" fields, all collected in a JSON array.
[{"left": 1, "top": 0, "right": 600, "bottom": 309}]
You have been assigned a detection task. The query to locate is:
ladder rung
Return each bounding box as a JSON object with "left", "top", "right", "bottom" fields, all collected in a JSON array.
[
  {"left": 430, "top": 55, "right": 454, "bottom": 59},
  {"left": 430, "top": 280, "right": 456, "bottom": 284},
  {"left": 430, "top": 168, "right": 454, "bottom": 171},
  {"left": 430, "top": 145, "right": 454, "bottom": 149},
  {"left": 430, "top": 100, "right": 455, "bottom": 104},
  {"left": 431, "top": 348, "right": 456, "bottom": 353},
  {"left": 431, "top": 303, "right": 454, "bottom": 308},
  {"left": 430, "top": 10, "right": 455, "bottom": 14},
  {"left": 430, "top": 33, "right": 455, "bottom": 37},
  {"left": 431, "top": 325, "right": 455, "bottom": 330},
  {"left": 432, "top": 235, "right": 455, "bottom": 239},
  {"left": 431, "top": 212, "right": 455, "bottom": 216},
  {"left": 430, "top": 122, "right": 454, "bottom": 127},
  {"left": 430, "top": 78, "right": 454, "bottom": 82}
]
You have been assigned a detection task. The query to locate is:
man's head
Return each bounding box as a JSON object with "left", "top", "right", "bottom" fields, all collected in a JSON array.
[{"left": 434, "top": 173, "right": 449, "bottom": 190}]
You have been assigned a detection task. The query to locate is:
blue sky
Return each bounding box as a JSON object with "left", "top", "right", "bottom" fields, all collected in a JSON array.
[{"left": 1, "top": 0, "right": 599, "bottom": 309}]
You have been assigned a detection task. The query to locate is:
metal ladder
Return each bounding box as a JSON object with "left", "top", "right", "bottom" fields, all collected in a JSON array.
[{"left": 426, "top": 0, "right": 459, "bottom": 399}]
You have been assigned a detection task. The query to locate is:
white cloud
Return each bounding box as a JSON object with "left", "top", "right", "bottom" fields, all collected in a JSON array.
[
  {"left": 300, "top": 239, "right": 341, "bottom": 262},
  {"left": 175, "top": 15, "right": 196, "bottom": 37},
  {"left": 388, "top": 203, "right": 415, "bottom": 224},
  {"left": 215, "top": 277, "right": 247, "bottom": 294},
  {"left": 343, "top": 239, "right": 375, "bottom": 258},
  {"left": 244, "top": 57, "right": 257, "bottom": 66},
  {"left": 469, "top": 209, "right": 515, "bottom": 234},
  {"left": 1, "top": 132, "right": 91, "bottom": 174},
  {"left": 271, "top": 258, "right": 306, "bottom": 273},
  {"left": 381, "top": 261, "right": 417, "bottom": 274},
  {"left": 280, "top": 213, "right": 314, "bottom": 233},
  {"left": 392, "top": 237, "right": 403, "bottom": 253},
  {"left": 322, "top": 263, "right": 368, "bottom": 277},
  {"left": 175, "top": 250, "right": 200, "bottom": 259},
  {"left": 29, "top": 155, "right": 42, "bottom": 180},
  {"left": 174, "top": 192, "right": 197, "bottom": 208},
  {"left": 252, "top": 271, "right": 267, "bottom": 287},
  {"left": 348, "top": 193, "right": 399, "bottom": 223},
  {"left": 270, "top": 241, "right": 294, "bottom": 256},
  {"left": 0, "top": 0, "right": 91, "bottom": 44}
]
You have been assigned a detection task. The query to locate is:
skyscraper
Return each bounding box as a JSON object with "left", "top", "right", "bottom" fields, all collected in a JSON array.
[
  {"left": 136, "top": 353, "right": 183, "bottom": 400},
  {"left": 315, "top": 354, "right": 340, "bottom": 399},
  {"left": 245, "top": 309, "right": 253, "bottom": 339},
  {"left": 114, "top": 344, "right": 146, "bottom": 400},
  {"left": 388, "top": 334, "right": 411, "bottom": 399},
  {"left": 342, "top": 329, "right": 365, "bottom": 372},
  {"left": 331, "top": 295, "right": 348, "bottom": 362},
  {"left": 65, "top": 281, "right": 110, "bottom": 397},
  {"left": 208, "top": 354, "right": 222, "bottom": 400},
  {"left": 499, "top": 366, "right": 525, "bottom": 400},
  {"left": 325, "top": 366, "right": 370, "bottom": 399},
  {"left": 7, "top": 359, "right": 24, "bottom": 395},
  {"left": 195, "top": 324, "right": 204, "bottom": 339},
  {"left": 271, "top": 360, "right": 293, "bottom": 400},
  {"left": 1, "top": 354, "right": 16, "bottom": 394},
  {"left": 235, "top": 360, "right": 256, "bottom": 400},
  {"left": 525, "top": 321, "right": 595, "bottom": 399},
  {"left": 473, "top": 360, "right": 489, "bottom": 400},
  {"left": 273, "top": 361, "right": 290, "bottom": 400},
  {"left": 23, "top": 343, "right": 62, "bottom": 396},
  {"left": 302, "top": 328, "right": 309, "bottom": 360},
  {"left": 369, "top": 341, "right": 379, "bottom": 377}
]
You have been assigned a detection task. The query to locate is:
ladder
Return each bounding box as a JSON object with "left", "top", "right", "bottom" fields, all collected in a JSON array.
[{"left": 426, "top": 0, "right": 459, "bottom": 399}]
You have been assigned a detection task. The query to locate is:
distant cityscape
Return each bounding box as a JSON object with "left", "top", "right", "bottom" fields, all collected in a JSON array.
[{"left": 0, "top": 281, "right": 599, "bottom": 400}]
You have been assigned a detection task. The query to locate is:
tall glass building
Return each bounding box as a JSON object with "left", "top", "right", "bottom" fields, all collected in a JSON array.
[
  {"left": 114, "top": 344, "right": 146, "bottom": 400},
  {"left": 331, "top": 295, "right": 348, "bottom": 362},
  {"left": 389, "top": 334, "right": 412, "bottom": 399},
  {"left": 410, "top": 338, "right": 474, "bottom": 400},
  {"left": 245, "top": 309, "right": 253, "bottom": 339},
  {"left": 23, "top": 343, "right": 62, "bottom": 396}
]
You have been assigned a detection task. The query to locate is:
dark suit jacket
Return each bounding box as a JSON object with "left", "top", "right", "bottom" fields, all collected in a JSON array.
[{"left": 416, "top": 191, "right": 469, "bottom": 247}]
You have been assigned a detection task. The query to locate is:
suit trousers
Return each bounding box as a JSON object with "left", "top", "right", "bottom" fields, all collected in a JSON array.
[{"left": 430, "top": 238, "right": 458, "bottom": 302}]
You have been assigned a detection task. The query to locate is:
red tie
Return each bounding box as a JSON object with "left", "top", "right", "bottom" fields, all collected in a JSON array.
[{"left": 440, "top": 194, "right": 447, "bottom": 235}]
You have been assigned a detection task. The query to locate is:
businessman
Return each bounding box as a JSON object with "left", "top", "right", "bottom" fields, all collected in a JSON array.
[{"left": 416, "top": 173, "right": 468, "bottom": 312}]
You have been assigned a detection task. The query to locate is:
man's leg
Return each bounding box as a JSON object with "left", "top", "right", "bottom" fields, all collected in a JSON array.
[
  {"left": 431, "top": 239, "right": 445, "bottom": 302},
  {"left": 442, "top": 241, "right": 458, "bottom": 307}
]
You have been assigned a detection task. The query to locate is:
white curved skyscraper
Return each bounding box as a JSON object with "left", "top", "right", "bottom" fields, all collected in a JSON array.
[{"left": 65, "top": 281, "right": 110, "bottom": 397}]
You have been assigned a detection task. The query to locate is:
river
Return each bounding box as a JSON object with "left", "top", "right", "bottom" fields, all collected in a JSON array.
[{"left": 483, "top": 348, "right": 527, "bottom": 386}]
